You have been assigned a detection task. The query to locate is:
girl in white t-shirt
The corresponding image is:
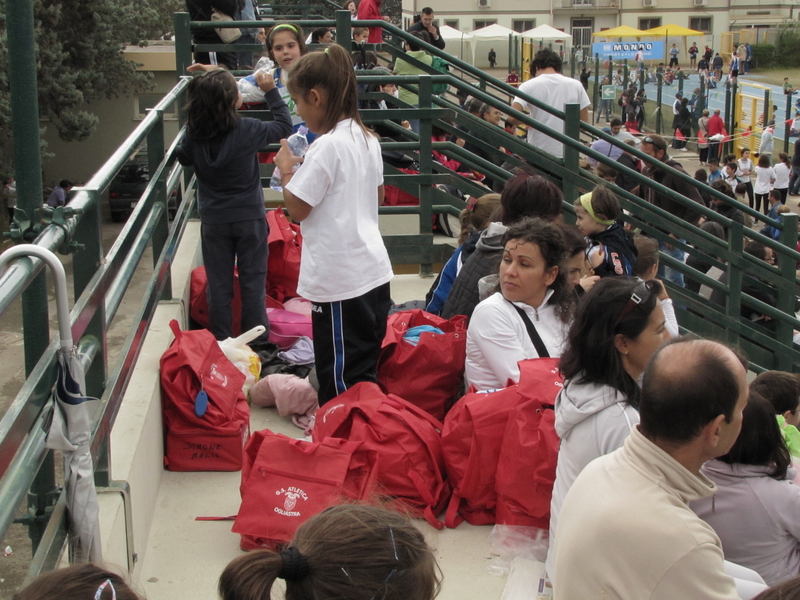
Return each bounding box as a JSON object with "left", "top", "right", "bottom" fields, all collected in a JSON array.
[
  {"left": 275, "top": 44, "right": 393, "bottom": 405},
  {"left": 737, "top": 148, "right": 755, "bottom": 210},
  {"left": 774, "top": 152, "right": 792, "bottom": 204},
  {"left": 754, "top": 153, "right": 776, "bottom": 215}
]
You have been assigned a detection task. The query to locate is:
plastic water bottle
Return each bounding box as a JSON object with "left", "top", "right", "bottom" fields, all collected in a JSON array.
[{"left": 270, "top": 126, "right": 309, "bottom": 192}]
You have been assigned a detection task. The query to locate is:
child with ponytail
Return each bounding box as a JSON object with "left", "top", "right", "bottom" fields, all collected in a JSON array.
[
  {"left": 177, "top": 67, "right": 292, "bottom": 341},
  {"left": 274, "top": 43, "right": 393, "bottom": 405},
  {"left": 219, "top": 505, "right": 440, "bottom": 600}
]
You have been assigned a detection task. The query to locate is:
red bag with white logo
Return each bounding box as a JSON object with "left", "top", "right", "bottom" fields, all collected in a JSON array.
[
  {"left": 160, "top": 320, "right": 250, "bottom": 471},
  {"left": 233, "top": 429, "right": 378, "bottom": 551},
  {"left": 266, "top": 209, "right": 303, "bottom": 303},
  {"left": 377, "top": 310, "right": 468, "bottom": 421},
  {"left": 313, "top": 382, "right": 450, "bottom": 528},
  {"left": 190, "top": 266, "right": 283, "bottom": 336},
  {"left": 441, "top": 358, "right": 563, "bottom": 528},
  {"left": 494, "top": 359, "right": 563, "bottom": 529}
]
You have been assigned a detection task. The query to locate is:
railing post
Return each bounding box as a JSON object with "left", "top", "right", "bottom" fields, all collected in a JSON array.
[
  {"left": 623, "top": 59, "right": 628, "bottom": 88},
  {"left": 592, "top": 53, "right": 600, "bottom": 123},
  {"left": 417, "top": 76, "right": 434, "bottom": 277},
  {"left": 677, "top": 71, "right": 685, "bottom": 95},
  {"left": 147, "top": 112, "right": 172, "bottom": 300},
  {"left": 763, "top": 88, "right": 771, "bottom": 130},
  {"left": 174, "top": 12, "right": 193, "bottom": 81},
  {"left": 607, "top": 56, "right": 613, "bottom": 87},
  {"left": 776, "top": 213, "right": 798, "bottom": 371},
  {"left": 724, "top": 83, "right": 732, "bottom": 157},
  {"left": 726, "top": 220, "right": 744, "bottom": 348},
  {"left": 785, "top": 93, "right": 792, "bottom": 154},
  {"left": 656, "top": 72, "right": 663, "bottom": 134},
  {"left": 563, "top": 103, "right": 581, "bottom": 206},
  {"left": 7, "top": 0, "right": 50, "bottom": 374},
  {"left": 335, "top": 9, "right": 350, "bottom": 49},
  {"left": 570, "top": 47, "right": 576, "bottom": 78}
]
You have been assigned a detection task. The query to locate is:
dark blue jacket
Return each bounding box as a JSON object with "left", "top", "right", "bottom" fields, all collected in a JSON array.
[
  {"left": 176, "top": 88, "right": 292, "bottom": 224},
  {"left": 590, "top": 220, "right": 637, "bottom": 277}
]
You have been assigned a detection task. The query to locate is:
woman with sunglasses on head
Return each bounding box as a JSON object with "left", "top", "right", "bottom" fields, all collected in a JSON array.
[
  {"left": 545, "top": 277, "right": 671, "bottom": 583},
  {"left": 464, "top": 217, "right": 574, "bottom": 391}
]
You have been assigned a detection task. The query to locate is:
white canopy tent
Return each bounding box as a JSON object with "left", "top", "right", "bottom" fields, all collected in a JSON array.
[
  {"left": 520, "top": 24, "right": 571, "bottom": 42},
  {"left": 470, "top": 24, "right": 519, "bottom": 69},
  {"left": 437, "top": 25, "right": 473, "bottom": 63}
]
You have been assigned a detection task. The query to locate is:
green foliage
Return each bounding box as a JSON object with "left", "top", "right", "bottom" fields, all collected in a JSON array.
[
  {"left": 0, "top": 0, "right": 182, "bottom": 180},
  {"left": 750, "top": 43, "right": 776, "bottom": 69},
  {"left": 775, "top": 24, "right": 800, "bottom": 68}
]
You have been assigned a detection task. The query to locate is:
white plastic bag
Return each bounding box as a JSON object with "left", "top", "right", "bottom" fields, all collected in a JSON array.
[
  {"left": 237, "top": 57, "right": 275, "bottom": 104},
  {"left": 218, "top": 325, "right": 265, "bottom": 395}
]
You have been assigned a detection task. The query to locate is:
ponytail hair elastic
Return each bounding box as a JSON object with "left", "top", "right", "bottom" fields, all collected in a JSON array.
[
  {"left": 278, "top": 546, "right": 309, "bottom": 581},
  {"left": 465, "top": 196, "right": 478, "bottom": 211}
]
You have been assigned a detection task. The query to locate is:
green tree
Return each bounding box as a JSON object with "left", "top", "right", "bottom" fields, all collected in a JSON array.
[{"left": 0, "top": 0, "right": 183, "bottom": 181}]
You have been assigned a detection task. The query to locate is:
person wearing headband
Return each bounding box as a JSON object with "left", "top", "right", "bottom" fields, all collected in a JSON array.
[
  {"left": 218, "top": 505, "right": 440, "bottom": 600},
  {"left": 573, "top": 185, "right": 637, "bottom": 277}
]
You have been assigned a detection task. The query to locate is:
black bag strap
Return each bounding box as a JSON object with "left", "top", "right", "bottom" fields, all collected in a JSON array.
[{"left": 508, "top": 301, "right": 550, "bottom": 358}]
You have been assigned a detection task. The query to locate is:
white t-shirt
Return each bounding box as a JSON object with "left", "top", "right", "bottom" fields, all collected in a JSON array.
[
  {"left": 774, "top": 162, "right": 791, "bottom": 189},
  {"left": 754, "top": 165, "right": 776, "bottom": 195},
  {"left": 737, "top": 158, "right": 754, "bottom": 183},
  {"left": 286, "top": 118, "right": 393, "bottom": 302},
  {"left": 465, "top": 290, "right": 569, "bottom": 391},
  {"left": 513, "top": 73, "right": 591, "bottom": 159}
]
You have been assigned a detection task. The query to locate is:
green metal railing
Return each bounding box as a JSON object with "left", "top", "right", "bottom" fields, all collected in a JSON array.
[{"left": 1, "top": 9, "right": 800, "bottom": 590}]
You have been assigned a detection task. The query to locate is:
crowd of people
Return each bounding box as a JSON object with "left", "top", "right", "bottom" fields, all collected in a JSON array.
[{"left": 13, "top": 8, "right": 800, "bottom": 600}]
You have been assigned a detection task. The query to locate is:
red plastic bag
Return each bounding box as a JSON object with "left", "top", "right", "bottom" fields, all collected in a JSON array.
[
  {"left": 383, "top": 168, "right": 420, "bottom": 206},
  {"left": 190, "top": 266, "right": 283, "bottom": 336},
  {"left": 160, "top": 320, "right": 250, "bottom": 471},
  {"left": 377, "top": 310, "right": 467, "bottom": 421},
  {"left": 441, "top": 384, "right": 524, "bottom": 528},
  {"left": 233, "top": 429, "right": 378, "bottom": 551},
  {"left": 313, "top": 382, "right": 450, "bottom": 528},
  {"left": 266, "top": 209, "right": 302, "bottom": 303},
  {"left": 494, "top": 359, "right": 563, "bottom": 528}
]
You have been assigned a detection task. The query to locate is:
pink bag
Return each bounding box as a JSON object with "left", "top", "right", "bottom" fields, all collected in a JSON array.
[{"left": 266, "top": 308, "right": 312, "bottom": 350}]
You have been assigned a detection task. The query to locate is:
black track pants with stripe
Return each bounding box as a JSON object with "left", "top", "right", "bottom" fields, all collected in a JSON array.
[{"left": 311, "top": 282, "right": 392, "bottom": 406}]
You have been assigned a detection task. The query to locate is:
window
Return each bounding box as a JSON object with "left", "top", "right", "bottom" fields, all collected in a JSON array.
[
  {"left": 137, "top": 94, "right": 176, "bottom": 120},
  {"left": 512, "top": 19, "right": 535, "bottom": 33},
  {"left": 444, "top": 20, "right": 459, "bottom": 30},
  {"left": 689, "top": 17, "right": 711, "bottom": 33},
  {"left": 639, "top": 18, "right": 661, "bottom": 30},
  {"left": 474, "top": 20, "right": 497, "bottom": 30}
]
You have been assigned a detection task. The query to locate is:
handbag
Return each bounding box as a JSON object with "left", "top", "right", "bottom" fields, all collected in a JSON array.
[
  {"left": 494, "top": 358, "right": 563, "bottom": 528},
  {"left": 266, "top": 210, "right": 303, "bottom": 303},
  {"left": 377, "top": 309, "right": 467, "bottom": 420},
  {"left": 160, "top": 320, "right": 250, "bottom": 471},
  {"left": 233, "top": 429, "right": 378, "bottom": 550},
  {"left": 211, "top": 9, "right": 242, "bottom": 43},
  {"left": 313, "top": 382, "right": 450, "bottom": 528}
]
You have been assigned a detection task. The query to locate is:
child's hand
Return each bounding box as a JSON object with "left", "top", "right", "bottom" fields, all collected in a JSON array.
[
  {"left": 256, "top": 69, "right": 275, "bottom": 93},
  {"left": 401, "top": 120, "right": 411, "bottom": 130},
  {"left": 579, "top": 275, "right": 600, "bottom": 292},
  {"left": 275, "top": 139, "right": 304, "bottom": 175},
  {"left": 589, "top": 242, "right": 605, "bottom": 268}
]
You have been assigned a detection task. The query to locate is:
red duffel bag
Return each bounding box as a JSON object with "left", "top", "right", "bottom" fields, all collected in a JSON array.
[
  {"left": 160, "top": 319, "right": 250, "bottom": 471},
  {"left": 441, "top": 384, "right": 524, "bottom": 528},
  {"left": 266, "top": 209, "right": 302, "bottom": 303},
  {"left": 190, "top": 266, "right": 283, "bottom": 336},
  {"left": 494, "top": 359, "right": 564, "bottom": 529},
  {"left": 377, "top": 309, "right": 467, "bottom": 421},
  {"left": 233, "top": 429, "right": 378, "bottom": 551},
  {"left": 313, "top": 382, "right": 450, "bottom": 528}
]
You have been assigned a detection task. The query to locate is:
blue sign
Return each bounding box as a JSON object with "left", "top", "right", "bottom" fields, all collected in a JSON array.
[{"left": 591, "top": 41, "right": 665, "bottom": 61}]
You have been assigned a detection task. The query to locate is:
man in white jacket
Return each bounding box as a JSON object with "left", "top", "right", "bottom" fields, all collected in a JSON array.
[{"left": 552, "top": 339, "right": 748, "bottom": 600}]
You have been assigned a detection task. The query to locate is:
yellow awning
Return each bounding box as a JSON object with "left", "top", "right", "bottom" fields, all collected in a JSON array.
[
  {"left": 641, "top": 24, "right": 704, "bottom": 37},
  {"left": 592, "top": 25, "right": 646, "bottom": 38}
]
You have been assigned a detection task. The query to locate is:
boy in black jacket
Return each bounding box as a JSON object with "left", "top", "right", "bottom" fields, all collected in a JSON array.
[{"left": 574, "top": 185, "right": 637, "bottom": 277}]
